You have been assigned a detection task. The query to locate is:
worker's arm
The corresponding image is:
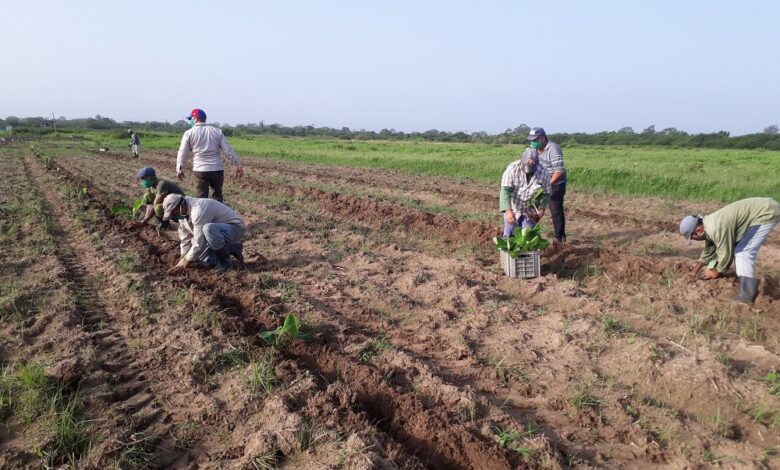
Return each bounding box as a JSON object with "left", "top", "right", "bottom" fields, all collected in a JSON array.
[
  {"left": 176, "top": 132, "right": 192, "bottom": 177},
  {"left": 219, "top": 133, "right": 243, "bottom": 178}
]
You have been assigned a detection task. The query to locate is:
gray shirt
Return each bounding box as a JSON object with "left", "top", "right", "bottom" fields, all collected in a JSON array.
[{"left": 524, "top": 140, "right": 566, "bottom": 185}]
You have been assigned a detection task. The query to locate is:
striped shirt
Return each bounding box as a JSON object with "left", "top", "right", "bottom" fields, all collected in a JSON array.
[
  {"left": 176, "top": 123, "right": 242, "bottom": 173},
  {"left": 500, "top": 160, "right": 552, "bottom": 215},
  {"left": 525, "top": 141, "right": 566, "bottom": 184}
]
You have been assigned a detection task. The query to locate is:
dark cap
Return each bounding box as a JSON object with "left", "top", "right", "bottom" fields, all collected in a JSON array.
[
  {"left": 526, "top": 127, "right": 547, "bottom": 141},
  {"left": 135, "top": 166, "right": 156, "bottom": 179}
]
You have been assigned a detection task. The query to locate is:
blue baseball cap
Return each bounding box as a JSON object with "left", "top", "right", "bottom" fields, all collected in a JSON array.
[
  {"left": 526, "top": 127, "right": 547, "bottom": 141},
  {"left": 135, "top": 166, "right": 156, "bottom": 179},
  {"left": 679, "top": 215, "right": 700, "bottom": 244}
]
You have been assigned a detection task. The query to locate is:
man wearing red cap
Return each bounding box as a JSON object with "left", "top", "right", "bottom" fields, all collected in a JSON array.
[{"left": 176, "top": 108, "right": 244, "bottom": 202}]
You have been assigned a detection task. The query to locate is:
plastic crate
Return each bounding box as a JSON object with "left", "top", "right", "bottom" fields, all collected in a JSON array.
[{"left": 500, "top": 250, "right": 541, "bottom": 279}]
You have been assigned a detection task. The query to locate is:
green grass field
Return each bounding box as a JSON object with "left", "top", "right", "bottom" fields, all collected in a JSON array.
[{"left": 66, "top": 131, "right": 780, "bottom": 203}]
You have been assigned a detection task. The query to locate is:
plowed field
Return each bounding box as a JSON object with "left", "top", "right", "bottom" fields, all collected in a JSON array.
[{"left": 1, "top": 142, "right": 779, "bottom": 469}]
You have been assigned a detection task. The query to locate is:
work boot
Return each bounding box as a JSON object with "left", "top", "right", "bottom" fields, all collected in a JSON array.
[
  {"left": 213, "top": 247, "right": 233, "bottom": 273},
  {"left": 228, "top": 242, "right": 244, "bottom": 265},
  {"left": 734, "top": 276, "right": 759, "bottom": 304}
]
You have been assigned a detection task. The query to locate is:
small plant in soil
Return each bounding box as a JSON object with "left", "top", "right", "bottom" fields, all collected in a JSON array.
[
  {"left": 248, "top": 351, "right": 276, "bottom": 395},
  {"left": 602, "top": 316, "right": 630, "bottom": 335},
  {"left": 568, "top": 386, "right": 605, "bottom": 411},
  {"left": 766, "top": 371, "right": 780, "bottom": 396},
  {"left": 360, "top": 335, "right": 391, "bottom": 362},
  {"left": 252, "top": 448, "right": 279, "bottom": 470},
  {"left": 259, "top": 314, "right": 312, "bottom": 347},
  {"left": 491, "top": 424, "right": 537, "bottom": 462}
]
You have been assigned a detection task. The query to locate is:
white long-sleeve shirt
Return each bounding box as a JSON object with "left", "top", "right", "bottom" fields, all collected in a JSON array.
[
  {"left": 176, "top": 123, "right": 242, "bottom": 173},
  {"left": 177, "top": 197, "right": 246, "bottom": 261}
]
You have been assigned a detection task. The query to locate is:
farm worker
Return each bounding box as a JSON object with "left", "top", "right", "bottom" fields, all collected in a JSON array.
[
  {"left": 524, "top": 128, "right": 567, "bottom": 244},
  {"left": 134, "top": 166, "right": 185, "bottom": 230},
  {"left": 176, "top": 108, "right": 243, "bottom": 203},
  {"left": 128, "top": 129, "right": 140, "bottom": 159},
  {"left": 679, "top": 197, "right": 780, "bottom": 304},
  {"left": 499, "top": 151, "right": 552, "bottom": 237},
  {"left": 162, "top": 194, "right": 246, "bottom": 274}
]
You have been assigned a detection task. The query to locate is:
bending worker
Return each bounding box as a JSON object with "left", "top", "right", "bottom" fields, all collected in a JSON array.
[
  {"left": 679, "top": 197, "right": 779, "bottom": 304},
  {"left": 134, "top": 166, "right": 185, "bottom": 230},
  {"left": 162, "top": 194, "right": 246, "bottom": 274},
  {"left": 176, "top": 108, "right": 243, "bottom": 202},
  {"left": 499, "top": 152, "right": 552, "bottom": 236}
]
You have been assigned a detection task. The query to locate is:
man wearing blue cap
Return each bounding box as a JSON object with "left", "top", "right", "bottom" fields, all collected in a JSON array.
[
  {"left": 499, "top": 151, "right": 552, "bottom": 236},
  {"left": 524, "top": 128, "right": 567, "bottom": 244},
  {"left": 680, "top": 197, "right": 780, "bottom": 304},
  {"left": 176, "top": 108, "right": 243, "bottom": 203},
  {"left": 134, "top": 166, "right": 185, "bottom": 229}
]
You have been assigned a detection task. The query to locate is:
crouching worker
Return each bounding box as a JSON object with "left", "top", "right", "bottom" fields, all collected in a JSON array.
[
  {"left": 499, "top": 152, "right": 552, "bottom": 236},
  {"left": 162, "top": 194, "right": 246, "bottom": 274},
  {"left": 135, "top": 167, "right": 185, "bottom": 230},
  {"left": 680, "top": 197, "right": 780, "bottom": 304}
]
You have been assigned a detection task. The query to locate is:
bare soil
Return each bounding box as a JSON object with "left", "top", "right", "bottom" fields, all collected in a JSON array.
[{"left": 1, "top": 144, "right": 778, "bottom": 469}]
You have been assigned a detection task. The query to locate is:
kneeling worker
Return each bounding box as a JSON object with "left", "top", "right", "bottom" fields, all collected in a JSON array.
[
  {"left": 680, "top": 197, "right": 779, "bottom": 304},
  {"left": 162, "top": 194, "right": 246, "bottom": 274},
  {"left": 135, "top": 167, "right": 185, "bottom": 230}
]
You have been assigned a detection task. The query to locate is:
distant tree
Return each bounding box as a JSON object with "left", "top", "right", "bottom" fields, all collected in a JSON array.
[
  {"left": 5, "top": 116, "right": 20, "bottom": 126},
  {"left": 641, "top": 125, "right": 656, "bottom": 135},
  {"left": 617, "top": 126, "right": 635, "bottom": 134},
  {"left": 512, "top": 124, "right": 531, "bottom": 136},
  {"left": 659, "top": 127, "right": 686, "bottom": 136},
  {"left": 763, "top": 124, "right": 779, "bottom": 134}
]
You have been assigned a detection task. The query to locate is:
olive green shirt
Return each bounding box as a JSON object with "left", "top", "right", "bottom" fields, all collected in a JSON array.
[{"left": 699, "top": 197, "right": 780, "bottom": 272}]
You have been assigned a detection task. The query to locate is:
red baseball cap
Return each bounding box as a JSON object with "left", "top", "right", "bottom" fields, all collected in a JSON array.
[{"left": 187, "top": 108, "right": 207, "bottom": 121}]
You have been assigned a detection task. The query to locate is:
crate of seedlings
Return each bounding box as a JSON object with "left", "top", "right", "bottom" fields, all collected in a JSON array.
[{"left": 494, "top": 224, "right": 549, "bottom": 279}]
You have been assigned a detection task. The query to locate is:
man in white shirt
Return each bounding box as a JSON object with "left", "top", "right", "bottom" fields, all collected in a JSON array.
[
  {"left": 162, "top": 194, "right": 246, "bottom": 274},
  {"left": 176, "top": 108, "right": 244, "bottom": 202}
]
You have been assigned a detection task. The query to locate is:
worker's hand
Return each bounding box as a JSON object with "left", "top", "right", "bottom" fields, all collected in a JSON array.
[
  {"left": 689, "top": 261, "right": 704, "bottom": 276},
  {"left": 504, "top": 209, "right": 516, "bottom": 226},
  {"left": 235, "top": 167, "right": 244, "bottom": 179},
  {"left": 700, "top": 268, "right": 720, "bottom": 280},
  {"left": 167, "top": 265, "right": 186, "bottom": 275},
  {"left": 529, "top": 208, "right": 544, "bottom": 222},
  {"left": 176, "top": 171, "right": 185, "bottom": 181}
]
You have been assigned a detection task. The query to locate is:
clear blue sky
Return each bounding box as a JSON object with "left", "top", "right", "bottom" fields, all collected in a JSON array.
[{"left": 2, "top": 0, "right": 779, "bottom": 135}]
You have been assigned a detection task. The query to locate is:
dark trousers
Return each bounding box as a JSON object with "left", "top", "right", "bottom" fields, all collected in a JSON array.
[
  {"left": 549, "top": 181, "right": 566, "bottom": 242},
  {"left": 193, "top": 170, "right": 224, "bottom": 202}
]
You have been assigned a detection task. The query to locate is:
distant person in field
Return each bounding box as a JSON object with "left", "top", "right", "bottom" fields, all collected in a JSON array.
[
  {"left": 499, "top": 152, "right": 551, "bottom": 236},
  {"left": 128, "top": 129, "right": 140, "bottom": 159},
  {"left": 680, "top": 197, "right": 780, "bottom": 304},
  {"left": 162, "top": 194, "right": 246, "bottom": 274},
  {"left": 524, "top": 128, "right": 567, "bottom": 244},
  {"left": 176, "top": 108, "right": 243, "bottom": 202},
  {"left": 134, "top": 166, "right": 185, "bottom": 231}
]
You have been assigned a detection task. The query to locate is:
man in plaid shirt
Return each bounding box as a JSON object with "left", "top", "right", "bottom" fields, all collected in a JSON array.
[{"left": 499, "top": 152, "right": 552, "bottom": 237}]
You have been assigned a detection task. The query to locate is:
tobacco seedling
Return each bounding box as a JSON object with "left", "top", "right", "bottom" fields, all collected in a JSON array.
[
  {"left": 493, "top": 224, "right": 550, "bottom": 258},
  {"left": 259, "top": 314, "right": 312, "bottom": 347}
]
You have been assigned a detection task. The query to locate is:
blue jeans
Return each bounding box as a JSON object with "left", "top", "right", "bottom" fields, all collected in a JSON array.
[
  {"left": 734, "top": 222, "right": 778, "bottom": 278},
  {"left": 198, "top": 223, "right": 245, "bottom": 264}
]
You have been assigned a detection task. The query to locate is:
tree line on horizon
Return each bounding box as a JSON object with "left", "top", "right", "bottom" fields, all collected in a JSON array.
[{"left": 4, "top": 115, "right": 780, "bottom": 150}]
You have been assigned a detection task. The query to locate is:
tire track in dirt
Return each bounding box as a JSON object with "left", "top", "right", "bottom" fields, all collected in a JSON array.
[
  {"left": 53, "top": 153, "right": 523, "bottom": 469},
  {"left": 22, "top": 155, "right": 187, "bottom": 467}
]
